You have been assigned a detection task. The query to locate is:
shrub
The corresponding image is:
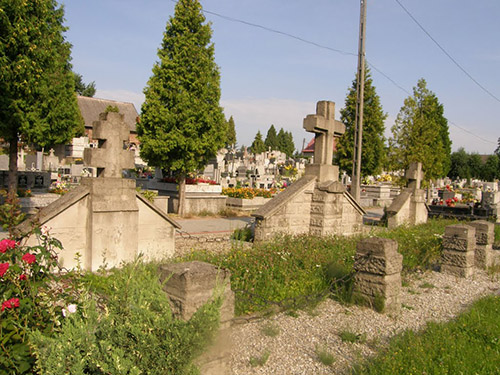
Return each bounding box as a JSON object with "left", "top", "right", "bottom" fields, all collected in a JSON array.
[
  {"left": 0, "top": 229, "right": 68, "bottom": 374},
  {"left": 30, "top": 260, "right": 223, "bottom": 375}
]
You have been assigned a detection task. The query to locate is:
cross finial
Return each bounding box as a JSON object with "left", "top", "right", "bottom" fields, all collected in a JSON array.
[
  {"left": 405, "top": 162, "right": 423, "bottom": 190},
  {"left": 83, "top": 112, "right": 135, "bottom": 178},
  {"left": 303, "top": 101, "right": 345, "bottom": 165}
]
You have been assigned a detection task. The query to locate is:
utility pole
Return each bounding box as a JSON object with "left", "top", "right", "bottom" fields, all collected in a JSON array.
[{"left": 351, "top": 0, "right": 367, "bottom": 202}]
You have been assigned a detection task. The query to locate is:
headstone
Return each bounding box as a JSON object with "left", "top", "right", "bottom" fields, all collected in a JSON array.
[
  {"left": 303, "top": 101, "right": 345, "bottom": 182},
  {"left": 353, "top": 237, "right": 402, "bottom": 313},
  {"left": 43, "top": 149, "right": 60, "bottom": 172},
  {"left": 441, "top": 224, "right": 475, "bottom": 278}
]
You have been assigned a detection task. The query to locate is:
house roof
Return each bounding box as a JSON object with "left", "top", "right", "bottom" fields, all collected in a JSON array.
[
  {"left": 302, "top": 137, "right": 338, "bottom": 154},
  {"left": 77, "top": 96, "right": 139, "bottom": 133}
]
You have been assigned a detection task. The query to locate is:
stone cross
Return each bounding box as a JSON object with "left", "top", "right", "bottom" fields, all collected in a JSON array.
[
  {"left": 405, "top": 162, "right": 423, "bottom": 190},
  {"left": 83, "top": 112, "right": 135, "bottom": 178},
  {"left": 303, "top": 101, "right": 345, "bottom": 165}
]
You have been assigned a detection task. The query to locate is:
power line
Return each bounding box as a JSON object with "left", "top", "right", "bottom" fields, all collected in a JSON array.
[
  {"left": 167, "top": 0, "right": 496, "bottom": 145},
  {"left": 394, "top": 0, "right": 500, "bottom": 104}
]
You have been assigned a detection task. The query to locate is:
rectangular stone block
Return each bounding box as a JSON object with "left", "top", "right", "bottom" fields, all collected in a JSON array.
[
  {"left": 354, "top": 272, "right": 401, "bottom": 298},
  {"left": 469, "top": 220, "right": 495, "bottom": 245},
  {"left": 354, "top": 253, "right": 403, "bottom": 275},
  {"left": 475, "top": 244, "right": 494, "bottom": 269},
  {"left": 444, "top": 224, "right": 476, "bottom": 241},
  {"left": 441, "top": 249, "right": 475, "bottom": 268},
  {"left": 159, "top": 261, "right": 234, "bottom": 324},
  {"left": 442, "top": 237, "right": 474, "bottom": 252},
  {"left": 441, "top": 264, "right": 474, "bottom": 278},
  {"left": 356, "top": 237, "right": 399, "bottom": 258}
]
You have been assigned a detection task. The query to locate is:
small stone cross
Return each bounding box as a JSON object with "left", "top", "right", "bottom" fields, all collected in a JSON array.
[
  {"left": 83, "top": 112, "right": 135, "bottom": 178},
  {"left": 303, "top": 101, "right": 345, "bottom": 165},
  {"left": 405, "top": 162, "right": 424, "bottom": 190}
]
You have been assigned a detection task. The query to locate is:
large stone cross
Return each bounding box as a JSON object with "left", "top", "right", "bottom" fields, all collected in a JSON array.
[
  {"left": 405, "top": 162, "right": 424, "bottom": 190},
  {"left": 83, "top": 112, "right": 135, "bottom": 178},
  {"left": 303, "top": 101, "right": 345, "bottom": 165}
]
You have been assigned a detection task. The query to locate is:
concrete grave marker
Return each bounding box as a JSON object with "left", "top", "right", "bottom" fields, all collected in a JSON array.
[
  {"left": 303, "top": 101, "right": 345, "bottom": 182},
  {"left": 84, "top": 112, "right": 135, "bottom": 178}
]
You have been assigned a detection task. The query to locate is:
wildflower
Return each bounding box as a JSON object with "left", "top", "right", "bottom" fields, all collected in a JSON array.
[
  {"left": 0, "top": 239, "right": 16, "bottom": 253},
  {"left": 0, "top": 262, "right": 9, "bottom": 277},
  {"left": 62, "top": 304, "right": 77, "bottom": 317},
  {"left": 22, "top": 253, "right": 37, "bottom": 264},
  {"left": 1, "top": 298, "right": 20, "bottom": 312}
]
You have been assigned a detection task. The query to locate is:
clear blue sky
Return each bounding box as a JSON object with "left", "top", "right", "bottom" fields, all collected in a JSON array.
[{"left": 61, "top": 0, "right": 500, "bottom": 155}]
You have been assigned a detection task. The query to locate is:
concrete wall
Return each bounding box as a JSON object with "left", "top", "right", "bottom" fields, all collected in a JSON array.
[{"left": 137, "top": 198, "right": 176, "bottom": 262}]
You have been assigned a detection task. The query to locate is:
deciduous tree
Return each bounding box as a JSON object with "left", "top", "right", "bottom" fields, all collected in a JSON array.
[
  {"left": 137, "top": 0, "right": 225, "bottom": 216},
  {"left": 448, "top": 148, "right": 470, "bottom": 180},
  {"left": 74, "top": 72, "right": 96, "bottom": 97},
  {"left": 389, "top": 78, "right": 451, "bottom": 181},
  {"left": 0, "top": 0, "right": 83, "bottom": 198}
]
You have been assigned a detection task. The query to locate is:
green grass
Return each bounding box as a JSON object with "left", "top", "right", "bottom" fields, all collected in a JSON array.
[
  {"left": 315, "top": 345, "right": 336, "bottom": 366},
  {"left": 178, "top": 218, "right": 461, "bottom": 315},
  {"left": 340, "top": 330, "right": 367, "bottom": 344},
  {"left": 249, "top": 349, "right": 270, "bottom": 367},
  {"left": 351, "top": 295, "right": 500, "bottom": 375},
  {"left": 261, "top": 322, "right": 280, "bottom": 337}
]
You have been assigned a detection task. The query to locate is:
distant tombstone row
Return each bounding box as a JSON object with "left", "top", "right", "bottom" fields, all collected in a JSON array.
[{"left": 0, "top": 171, "right": 51, "bottom": 190}]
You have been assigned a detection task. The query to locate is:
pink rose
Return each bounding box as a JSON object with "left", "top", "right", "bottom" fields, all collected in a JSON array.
[
  {"left": 22, "top": 253, "right": 36, "bottom": 264},
  {"left": 0, "top": 263, "right": 9, "bottom": 277},
  {"left": 0, "top": 239, "right": 16, "bottom": 253}
]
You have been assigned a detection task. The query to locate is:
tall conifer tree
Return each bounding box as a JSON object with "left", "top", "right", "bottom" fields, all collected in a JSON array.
[
  {"left": 251, "top": 131, "right": 266, "bottom": 154},
  {"left": 226, "top": 115, "right": 237, "bottom": 148},
  {"left": 138, "top": 0, "right": 225, "bottom": 215},
  {"left": 264, "top": 124, "right": 278, "bottom": 151},
  {"left": 336, "top": 67, "right": 387, "bottom": 177},
  {"left": 0, "top": 0, "right": 82, "bottom": 197}
]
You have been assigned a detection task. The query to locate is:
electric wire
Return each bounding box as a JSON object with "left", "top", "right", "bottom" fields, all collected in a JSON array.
[
  {"left": 394, "top": 0, "right": 500, "bottom": 104},
  {"left": 167, "top": 0, "right": 496, "bottom": 145}
]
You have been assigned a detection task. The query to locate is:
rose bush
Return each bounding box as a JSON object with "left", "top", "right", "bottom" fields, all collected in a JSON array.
[{"left": 0, "top": 229, "right": 76, "bottom": 374}]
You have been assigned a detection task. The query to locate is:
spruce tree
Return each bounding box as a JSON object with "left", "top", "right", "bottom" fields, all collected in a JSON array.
[
  {"left": 277, "top": 128, "right": 295, "bottom": 157},
  {"left": 226, "top": 115, "right": 237, "bottom": 148},
  {"left": 251, "top": 131, "right": 266, "bottom": 154},
  {"left": 138, "top": 0, "right": 225, "bottom": 215},
  {"left": 0, "top": 0, "right": 83, "bottom": 198},
  {"left": 264, "top": 124, "right": 278, "bottom": 151},
  {"left": 389, "top": 78, "right": 451, "bottom": 181},
  {"left": 74, "top": 72, "right": 96, "bottom": 97},
  {"left": 336, "top": 67, "right": 387, "bottom": 177}
]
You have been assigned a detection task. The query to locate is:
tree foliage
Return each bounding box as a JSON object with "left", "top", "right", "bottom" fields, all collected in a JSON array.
[
  {"left": 137, "top": 0, "right": 225, "bottom": 175},
  {"left": 251, "top": 131, "right": 266, "bottom": 154},
  {"left": 264, "top": 124, "right": 278, "bottom": 151},
  {"left": 336, "top": 67, "right": 387, "bottom": 177},
  {"left": 481, "top": 154, "right": 499, "bottom": 181},
  {"left": 389, "top": 78, "right": 451, "bottom": 180},
  {"left": 277, "top": 127, "right": 295, "bottom": 157},
  {"left": 448, "top": 148, "right": 470, "bottom": 180},
  {"left": 73, "top": 72, "right": 96, "bottom": 97},
  {"left": 0, "top": 0, "right": 83, "bottom": 195},
  {"left": 225, "top": 115, "right": 236, "bottom": 147}
]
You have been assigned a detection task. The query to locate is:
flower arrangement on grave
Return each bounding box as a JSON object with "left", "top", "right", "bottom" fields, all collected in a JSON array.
[
  {"left": 48, "top": 181, "right": 69, "bottom": 195},
  {"left": 222, "top": 187, "right": 279, "bottom": 199},
  {"left": 161, "top": 176, "right": 218, "bottom": 185}
]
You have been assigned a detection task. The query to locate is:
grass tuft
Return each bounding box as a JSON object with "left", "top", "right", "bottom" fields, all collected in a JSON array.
[{"left": 249, "top": 349, "right": 270, "bottom": 367}]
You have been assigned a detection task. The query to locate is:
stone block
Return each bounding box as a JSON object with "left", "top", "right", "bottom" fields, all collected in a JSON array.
[
  {"left": 469, "top": 220, "right": 495, "bottom": 245},
  {"left": 475, "top": 244, "right": 494, "bottom": 269},
  {"left": 441, "top": 264, "right": 474, "bottom": 278},
  {"left": 353, "top": 272, "right": 401, "bottom": 298},
  {"left": 443, "top": 224, "right": 475, "bottom": 252},
  {"left": 158, "top": 261, "right": 234, "bottom": 326},
  {"left": 441, "top": 249, "right": 475, "bottom": 268}
]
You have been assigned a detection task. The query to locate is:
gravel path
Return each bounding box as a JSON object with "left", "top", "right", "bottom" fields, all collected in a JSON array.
[{"left": 229, "top": 269, "right": 499, "bottom": 375}]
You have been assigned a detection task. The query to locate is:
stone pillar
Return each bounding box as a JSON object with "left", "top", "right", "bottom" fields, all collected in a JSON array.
[
  {"left": 158, "top": 261, "right": 234, "bottom": 375},
  {"left": 469, "top": 220, "right": 495, "bottom": 269},
  {"left": 441, "top": 224, "right": 475, "bottom": 278},
  {"left": 353, "top": 237, "right": 402, "bottom": 313}
]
